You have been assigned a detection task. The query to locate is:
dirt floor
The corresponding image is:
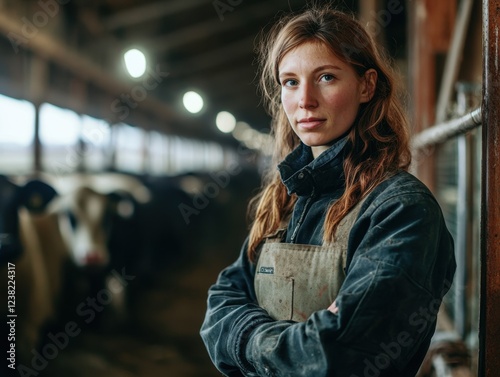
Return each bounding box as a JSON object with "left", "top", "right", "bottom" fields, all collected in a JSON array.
[{"left": 35, "top": 250, "right": 235, "bottom": 377}]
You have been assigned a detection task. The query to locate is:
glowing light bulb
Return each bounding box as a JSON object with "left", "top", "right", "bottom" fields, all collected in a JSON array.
[
  {"left": 183, "top": 91, "right": 204, "bottom": 113},
  {"left": 216, "top": 111, "right": 236, "bottom": 133},
  {"left": 124, "top": 49, "right": 147, "bottom": 78}
]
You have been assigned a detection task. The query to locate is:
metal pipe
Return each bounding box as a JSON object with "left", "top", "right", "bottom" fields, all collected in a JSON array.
[
  {"left": 411, "top": 107, "right": 482, "bottom": 150},
  {"left": 453, "top": 84, "right": 474, "bottom": 341},
  {"left": 455, "top": 134, "right": 468, "bottom": 339}
]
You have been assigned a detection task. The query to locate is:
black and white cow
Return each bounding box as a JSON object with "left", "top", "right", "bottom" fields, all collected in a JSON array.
[
  {"left": 0, "top": 176, "right": 67, "bottom": 367},
  {"left": 45, "top": 173, "right": 150, "bottom": 268},
  {"left": 39, "top": 173, "right": 152, "bottom": 325}
]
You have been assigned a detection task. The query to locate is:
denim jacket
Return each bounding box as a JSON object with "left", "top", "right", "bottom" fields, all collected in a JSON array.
[{"left": 200, "top": 138, "right": 456, "bottom": 377}]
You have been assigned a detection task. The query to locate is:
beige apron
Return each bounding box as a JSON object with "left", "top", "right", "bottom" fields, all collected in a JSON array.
[{"left": 254, "top": 199, "right": 365, "bottom": 322}]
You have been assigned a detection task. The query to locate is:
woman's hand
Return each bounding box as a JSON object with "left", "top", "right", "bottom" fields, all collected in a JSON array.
[{"left": 327, "top": 300, "right": 339, "bottom": 314}]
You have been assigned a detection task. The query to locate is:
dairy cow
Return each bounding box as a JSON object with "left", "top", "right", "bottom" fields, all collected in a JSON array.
[
  {"left": 45, "top": 172, "right": 150, "bottom": 268},
  {"left": 38, "top": 173, "right": 151, "bottom": 325},
  {"left": 0, "top": 176, "right": 67, "bottom": 368}
]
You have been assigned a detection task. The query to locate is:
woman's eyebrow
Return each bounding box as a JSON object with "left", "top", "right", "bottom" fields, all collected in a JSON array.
[
  {"left": 312, "top": 64, "right": 343, "bottom": 73},
  {"left": 279, "top": 64, "right": 343, "bottom": 77}
]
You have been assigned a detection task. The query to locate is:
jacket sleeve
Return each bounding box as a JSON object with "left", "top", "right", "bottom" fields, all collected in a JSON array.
[
  {"left": 200, "top": 238, "right": 275, "bottom": 376},
  {"left": 241, "top": 192, "right": 455, "bottom": 376}
]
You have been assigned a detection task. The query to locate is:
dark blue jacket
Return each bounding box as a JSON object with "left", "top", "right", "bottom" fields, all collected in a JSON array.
[{"left": 200, "top": 138, "right": 456, "bottom": 377}]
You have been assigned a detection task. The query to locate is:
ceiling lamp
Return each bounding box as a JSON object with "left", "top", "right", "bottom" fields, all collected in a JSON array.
[
  {"left": 124, "top": 48, "right": 147, "bottom": 78},
  {"left": 216, "top": 111, "right": 236, "bottom": 133},
  {"left": 183, "top": 91, "right": 204, "bottom": 114}
]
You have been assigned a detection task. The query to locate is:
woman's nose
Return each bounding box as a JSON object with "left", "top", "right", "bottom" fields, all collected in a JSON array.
[{"left": 298, "top": 84, "right": 318, "bottom": 109}]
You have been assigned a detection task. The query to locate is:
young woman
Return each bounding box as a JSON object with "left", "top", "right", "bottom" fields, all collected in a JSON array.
[{"left": 200, "top": 6, "right": 456, "bottom": 377}]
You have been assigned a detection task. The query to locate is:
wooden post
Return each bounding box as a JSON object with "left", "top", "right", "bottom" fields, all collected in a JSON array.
[
  {"left": 69, "top": 78, "right": 87, "bottom": 172},
  {"left": 408, "top": 0, "right": 456, "bottom": 191},
  {"left": 140, "top": 116, "right": 151, "bottom": 174},
  {"left": 30, "top": 55, "right": 48, "bottom": 174},
  {"left": 33, "top": 102, "right": 42, "bottom": 173},
  {"left": 479, "top": 0, "right": 500, "bottom": 375},
  {"left": 358, "top": 0, "right": 385, "bottom": 47}
]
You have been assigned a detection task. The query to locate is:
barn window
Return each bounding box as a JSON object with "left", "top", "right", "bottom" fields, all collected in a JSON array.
[
  {"left": 39, "top": 103, "right": 81, "bottom": 174},
  {"left": 0, "top": 93, "right": 35, "bottom": 174},
  {"left": 114, "top": 123, "right": 145, "bottom": 174},
  {"left": 81, "top": 115, "right": 111, "bottom": 172}
]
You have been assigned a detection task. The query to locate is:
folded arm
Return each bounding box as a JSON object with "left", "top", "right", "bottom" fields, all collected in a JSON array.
[{"left": 201, "top": 193, "right": 455, "bottom": 376}]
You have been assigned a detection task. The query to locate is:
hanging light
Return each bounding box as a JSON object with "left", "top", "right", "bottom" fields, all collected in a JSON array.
[
  {"left": 124, "top": 48, "right": 147, "bottom": 78},
  {"left": 183, "top": 91, "right": 204, "bottom": 114},
  {"left": 216, "top": 111, "right": 236, "bottom": 133}
]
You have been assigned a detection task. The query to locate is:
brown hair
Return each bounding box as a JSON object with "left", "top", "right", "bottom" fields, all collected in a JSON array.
[{"left": 247, "top": 6, "right": 411, "bottom": 261}]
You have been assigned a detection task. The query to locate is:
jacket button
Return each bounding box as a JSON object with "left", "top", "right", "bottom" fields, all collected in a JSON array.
[{"left": 297, "top": 172, "right": 305, "bottom": 179}]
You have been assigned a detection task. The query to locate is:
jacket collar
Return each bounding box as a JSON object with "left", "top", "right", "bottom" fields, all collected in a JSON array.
[{"left": 278, "top": 136, "right": 348, "bottom": 196}]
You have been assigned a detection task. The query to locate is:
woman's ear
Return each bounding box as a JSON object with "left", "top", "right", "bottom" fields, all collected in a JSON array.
[{"left": 360, "top": 68, "right": 377, "bottom": 103}]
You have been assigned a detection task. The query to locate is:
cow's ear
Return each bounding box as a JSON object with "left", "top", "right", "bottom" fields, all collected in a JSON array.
[
  {"left": 19, "top": 180, "right": 58, "bottom": 213},
  {"left": 107, "top": 191, "right": 136, "bottom": 219},
  {"left": 0, "top": 176, "right": 23, "bottom": 264}
]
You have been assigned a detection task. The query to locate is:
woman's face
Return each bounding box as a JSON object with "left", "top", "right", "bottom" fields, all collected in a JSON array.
[{"left": 278, "top": 41, "right": 375, "bottom": 158}]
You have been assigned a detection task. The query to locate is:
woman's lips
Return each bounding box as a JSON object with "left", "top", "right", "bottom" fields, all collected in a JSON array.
[{"left": 297, "top": 118, "right": 326, "bottom": 130}]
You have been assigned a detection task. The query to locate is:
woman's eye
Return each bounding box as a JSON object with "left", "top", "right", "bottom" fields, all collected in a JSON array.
[
  {"left": 321, "top": 74, "right": 335, "bottom": 82},
  {"left": 282, "top": 79, "right": 298, "bottom": 87}
]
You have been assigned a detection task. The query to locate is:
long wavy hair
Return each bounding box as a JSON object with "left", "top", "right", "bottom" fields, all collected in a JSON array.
[{"left": 247, "top": 6, "right": 411, "bottom": 262}]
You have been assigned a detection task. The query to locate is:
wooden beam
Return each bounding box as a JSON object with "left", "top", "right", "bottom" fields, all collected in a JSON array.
[
  {"left": 408, "top": 0, "right": 456, "bottom": 191},
  {"left": 0, "top": 11, "right": 227, "bottom": 143},
  {"left": 170, "top": 36, "right": 255, "bottom": 77},
  {"left": 149, "top": 1, "right": 287, "bottom": 53},
  {"left": 104, "top": 0, "right": 208, "bottom": 30},
  {"left": 479, "top": 0, "right": 500, "bottom": 375}
]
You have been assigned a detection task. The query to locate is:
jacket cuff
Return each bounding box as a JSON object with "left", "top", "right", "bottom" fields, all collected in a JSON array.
[{"left": 230, "top": 314, "right": 272, "bottom": 375}]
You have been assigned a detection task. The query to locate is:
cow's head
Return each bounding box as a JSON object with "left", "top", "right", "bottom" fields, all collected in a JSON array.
[
  {"left": 49, "top": 186, "right": 140, "bottom": 268},
  {"left": 0, "top": 177, "right": 57, "bottom": 264}
]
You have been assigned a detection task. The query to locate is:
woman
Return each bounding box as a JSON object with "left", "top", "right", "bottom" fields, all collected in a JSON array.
[{"left": 200, "top": 6, "right": 456, "bottom": 377}]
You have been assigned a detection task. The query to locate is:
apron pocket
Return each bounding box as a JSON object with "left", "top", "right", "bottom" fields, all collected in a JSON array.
[{"left": 255, "top": 274, "right": 294, "bottom": 321}]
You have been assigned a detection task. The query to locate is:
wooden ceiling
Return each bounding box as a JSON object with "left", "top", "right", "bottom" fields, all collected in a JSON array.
[{"left": 0, "top": 0, "right": 407, "bottom": 146}]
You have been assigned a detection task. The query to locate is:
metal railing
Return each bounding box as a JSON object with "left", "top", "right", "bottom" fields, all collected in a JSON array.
[{"left": 411, "top": 107, "right": 482, "bottom": 151}]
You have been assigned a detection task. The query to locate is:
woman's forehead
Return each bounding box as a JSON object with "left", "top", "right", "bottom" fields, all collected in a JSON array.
[{"left": 278, "top": 41, "right": 348, "bottom": 72}]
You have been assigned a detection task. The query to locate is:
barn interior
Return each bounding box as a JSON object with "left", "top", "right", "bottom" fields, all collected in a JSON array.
[{"left": 0, "top": 0, "right": 498, "bottom": 376}]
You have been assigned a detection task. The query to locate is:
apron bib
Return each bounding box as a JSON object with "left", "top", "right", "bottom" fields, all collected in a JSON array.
[{"left": 254, "top": 199, "right": 365, "bottom": 322}]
